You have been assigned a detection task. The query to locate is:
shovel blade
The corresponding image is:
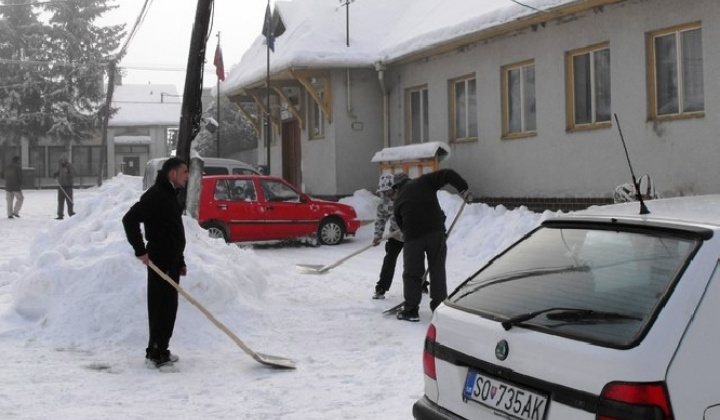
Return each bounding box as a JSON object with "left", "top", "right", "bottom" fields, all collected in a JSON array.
[
  {"left": 295, "top": 264, "right": 328, "bottom": 274},
  {"left": 253, "top": 352, "right": 297, "bottom": 369}
]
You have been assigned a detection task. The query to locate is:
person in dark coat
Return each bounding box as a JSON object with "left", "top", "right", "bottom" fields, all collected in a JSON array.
[
  {"left": 122, "top": 157, "right": 189, "bottom": 370},
  {"left": 53, "top": 154, "right": 75, "bottom": 219},
  {"left": 4, "top": 156, "right": 23, "bottom": 219},
  {"left": 392, "top": 169, "right": 472, "bottom": 322}
]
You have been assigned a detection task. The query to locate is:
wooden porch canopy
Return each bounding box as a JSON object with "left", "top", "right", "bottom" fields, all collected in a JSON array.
[
  {"left": 226, "top": 68, "right": 333, "bottom": 137},
  {"left": 371, "top": 141, "right": 452, "bottom": 178}
]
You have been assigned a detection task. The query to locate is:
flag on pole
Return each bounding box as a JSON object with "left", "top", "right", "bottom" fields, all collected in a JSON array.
[
  {"left": 214, "top": 43, "right": 225, "bottom": 81},
  {"left": 263, "top": 4, "right": 275, "bottom": 52}
]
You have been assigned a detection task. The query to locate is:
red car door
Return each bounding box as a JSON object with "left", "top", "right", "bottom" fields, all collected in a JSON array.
[
  {"left": 257, "top": 178, "right": 320, "bottom": 239},
  {"left": 210, "top": 178, "right": 267, "bottom": 241}
]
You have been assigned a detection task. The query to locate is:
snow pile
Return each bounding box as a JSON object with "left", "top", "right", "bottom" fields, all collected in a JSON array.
[
  {"left": 0, "top": 175, "right": 561, "bottom": 419},
  {"left": 339, "top": 188, "right": 380, "bottom": 221},
  {"left": 8, "top": 176, "right": 555, "bottom": 351},
  {"left": 11, "top": 175, "right": 268, "bottom": 349},
  {"left": 444, "top": 193, "right": 559, "bottom": 262}
]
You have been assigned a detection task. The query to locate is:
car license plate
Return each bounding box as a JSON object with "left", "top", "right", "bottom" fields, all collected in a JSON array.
[{"left": 463, "top": 370, "right": 548, "bottom": 420}]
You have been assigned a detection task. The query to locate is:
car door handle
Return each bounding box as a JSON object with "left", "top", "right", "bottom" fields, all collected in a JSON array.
[
  {"left": 217, "top": 204, "right": 227, "bottom": 210},
  {"left": 266, "top": 206, "right": 274, "bottom": 211}
]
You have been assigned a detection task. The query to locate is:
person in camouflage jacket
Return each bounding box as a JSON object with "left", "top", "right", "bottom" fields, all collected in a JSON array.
[{"left": 371, "top": 173, "right": 404, "bottom": 299}]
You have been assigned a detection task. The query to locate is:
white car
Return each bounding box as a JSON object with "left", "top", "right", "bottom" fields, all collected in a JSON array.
[{"left": 414, "top": 195, "right": 720, "bottom": 420}]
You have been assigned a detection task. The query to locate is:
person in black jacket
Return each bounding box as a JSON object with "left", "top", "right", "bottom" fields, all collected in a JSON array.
[
  {"left": 122, "top": 157, "right": 189, "bottom": 370},
  {"left": 392, "top": 169, "right": 472, "bottom": 322},
  {"left": 53, "top": 154, "right": 75, "bottom": 220},
  {"left": 4, "top": 156, "right": 23, "bottom": 218}
]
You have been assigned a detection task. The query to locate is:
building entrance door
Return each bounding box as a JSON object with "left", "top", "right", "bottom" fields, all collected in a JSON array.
[{"left": 122, "top": 156, "right": 140, "bottom": 176}]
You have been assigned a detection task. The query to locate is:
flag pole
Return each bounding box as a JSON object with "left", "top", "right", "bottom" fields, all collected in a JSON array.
[
  {"left": 216, "top": 31, "right": 222, "bottom": 158},
  {"left": 265, "top": 0, "right": 271, "bottom": 175}
]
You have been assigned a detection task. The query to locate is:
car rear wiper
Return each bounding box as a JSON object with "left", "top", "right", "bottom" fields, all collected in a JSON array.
[
  {"left": 546, "top": 309, "right": 643, "bottom": 323},
  {"left": 501, "top": 307, "right": 641, "bottom": 331}
]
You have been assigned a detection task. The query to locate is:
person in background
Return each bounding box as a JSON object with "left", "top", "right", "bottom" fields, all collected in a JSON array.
[
  {"left": 53, "top": 154, "right": 75, "bottom": 220},
  {"left": 371, "top": 173, "right": 404, "bottom": 300},
  {"left": 122, "top": 157, "right": 189, "bottom": 371},
  {"left": 4, "top": 156, "right": 23, "bottom": 219},
  {"left": 392, "top": 169, "right": 473, "bottom": 322}
]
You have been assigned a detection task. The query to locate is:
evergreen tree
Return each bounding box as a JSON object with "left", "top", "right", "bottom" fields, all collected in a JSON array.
[
  {"left": 42, "top": 0, "right": 124, "bottom": 144},
  {"left": 198, "top": 93, "right": 258, "bottom": 158},
  {"left": 0, "top": 0, "right": 53, "bottom": 147}
]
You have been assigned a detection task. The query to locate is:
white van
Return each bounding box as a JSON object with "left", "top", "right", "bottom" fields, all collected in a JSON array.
[{"left": 143, "top": 157, "right": 259, "bottom": 189}]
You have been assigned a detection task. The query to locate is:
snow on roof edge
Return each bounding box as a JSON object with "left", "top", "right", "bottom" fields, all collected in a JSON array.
[{"left": 371, "top": 142, "right": 451, "bottom": 163}]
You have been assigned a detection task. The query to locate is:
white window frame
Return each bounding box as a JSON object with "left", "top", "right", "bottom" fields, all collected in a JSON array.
[
  {"left": 308, "top": 90, "right": 325, "bottom": 139},
  {"left": 566, "top": 43, "right": 612, "bottom": 131},
  {"left": 450, "top": 75, "right": 478, "bottom": 142},
  {"left": 647, "top": 22, "right": 704, "bottom": 120},
  {"left": 405, "top": 85, "right": 429, "bottom": 144},
  {"left": 501, "top": 60, "right": 536, "bottom": 139}
]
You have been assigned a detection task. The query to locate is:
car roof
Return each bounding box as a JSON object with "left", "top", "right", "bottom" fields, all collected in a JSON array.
[
  {"left": 202, "top": 174, "right": 283, "bottom": 181},
  {"left": 559, "top": 194, "right": 720, "bottom": 229},
  {"left": 147, "top": 156, "right": 255, "bottom": 166}
]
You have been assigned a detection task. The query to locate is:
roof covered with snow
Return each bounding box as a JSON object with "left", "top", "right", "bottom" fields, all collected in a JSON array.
[
  {"left": 225, "top": 0, "right": 586, "bottom": 92},
  {"left": 110, "top": 84, "right": 181, "bottom": 127}
]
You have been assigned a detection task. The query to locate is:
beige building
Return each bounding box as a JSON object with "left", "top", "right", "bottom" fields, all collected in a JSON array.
[{"left": 225, "top": 0, "right": 719, "bottom": 210}]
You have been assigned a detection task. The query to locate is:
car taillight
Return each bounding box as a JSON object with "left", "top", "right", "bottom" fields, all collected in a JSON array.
[
  {"left": 423, "top": 324, "right": 437, "bottom": 380},
  {"left": 596, "top": 381, "right": 674, "bottom": 420}
]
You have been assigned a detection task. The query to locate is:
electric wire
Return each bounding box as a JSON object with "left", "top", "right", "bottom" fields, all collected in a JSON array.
[
  {"left": 117, "top": 0, "right": 154, "bottom": 60},
  {"left": 507, "top": 0, "right": 552, "bottom": 14},
  {"left": 0, "top": 0, "right": 80, "bottom": 8}
]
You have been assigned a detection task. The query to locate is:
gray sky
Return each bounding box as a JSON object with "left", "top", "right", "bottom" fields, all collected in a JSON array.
[{"left": 105, "top": 0, "right": 270, "bottom": 92}]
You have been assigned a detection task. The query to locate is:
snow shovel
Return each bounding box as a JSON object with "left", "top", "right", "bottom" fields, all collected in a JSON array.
[
  {"left": 148, "top": 261, "right": 296, "bottom": 369},
  {"left": 57, "top": 180, "right": 74, "bottom": 205},
  {"left": 296, "top": 230, "right": 400, "bottom": 274}
]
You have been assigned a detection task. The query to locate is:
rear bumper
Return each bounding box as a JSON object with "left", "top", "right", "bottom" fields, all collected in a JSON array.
[{"left": 413, "top": 396, "right": 465, "bottom": 420}]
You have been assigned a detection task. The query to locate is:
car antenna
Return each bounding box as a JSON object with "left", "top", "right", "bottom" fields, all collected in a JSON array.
[{"left": 614, "top": 113, "right": 650, "bottom": 215}]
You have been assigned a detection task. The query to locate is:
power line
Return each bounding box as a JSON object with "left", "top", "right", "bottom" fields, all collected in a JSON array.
[
  {"left": 116, "top": 0, "right": 154, "bottom": 60},
  {"left": 507, "top": 0, "right": 552, "bottom": 14},
  {"left": 123, "top": 65, "right": 219, "bottom": 72},
  {"left": 0, "top": 0, "right": 80, "bottom": 7},
  {"left": 0, "top": 57, "right": 108, "bottom": 67}
]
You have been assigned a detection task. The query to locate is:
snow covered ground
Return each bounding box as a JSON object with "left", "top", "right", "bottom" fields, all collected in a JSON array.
[{"left": 0, "top": 175, "right": 556, "bottom": 419}]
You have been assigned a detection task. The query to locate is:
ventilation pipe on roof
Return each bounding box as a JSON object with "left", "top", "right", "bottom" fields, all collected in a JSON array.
[{"left": 375, "top": 62, "right": 389, "bottom": 148}]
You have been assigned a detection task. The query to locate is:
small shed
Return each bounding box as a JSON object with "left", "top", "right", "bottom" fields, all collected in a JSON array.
[{"left": 371, "top": 141, "right": 451, "bottom": 177}]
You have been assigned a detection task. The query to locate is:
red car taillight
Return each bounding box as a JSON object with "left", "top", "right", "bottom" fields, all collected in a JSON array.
[
  {"left": 423, "top": 324, "right": 437, "bottom": 379},
  {"left": 597, "top": 381, "right": 674, "bottom": 420}
]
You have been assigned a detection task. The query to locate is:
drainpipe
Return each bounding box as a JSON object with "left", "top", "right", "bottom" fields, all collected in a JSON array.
[
  {"left": 374, "top": 62, "right": 389, "bottom": 148},
  {"left": 346, "top": 68, "right": 356, "bottom": 119}
]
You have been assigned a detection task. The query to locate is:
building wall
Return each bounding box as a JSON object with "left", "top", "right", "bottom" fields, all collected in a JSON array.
[
  {"left": 108, "top": 125, "right": 171, "bottom": 177},
  {"left": 299, "top": 68, "right": 385, "bottom": 197},
  {"left": 334, "top": 68, "right": 385, "bottom": 196},
  {"left": 387, "top": 0, "right": 720, "bottom": 200}
]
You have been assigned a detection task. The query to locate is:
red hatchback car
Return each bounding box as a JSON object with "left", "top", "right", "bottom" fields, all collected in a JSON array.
[{"left": 198, "top": 175, "right": 361, "bottom": 245}]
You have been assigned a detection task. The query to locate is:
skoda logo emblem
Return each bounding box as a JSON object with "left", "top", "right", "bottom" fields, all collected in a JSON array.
[{"left": 495, "top": 340, "right": 509, "bottom": 361}]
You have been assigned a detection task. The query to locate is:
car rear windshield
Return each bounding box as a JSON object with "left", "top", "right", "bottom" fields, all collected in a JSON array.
[{"left": 448, "top": 226, "right": 700, "bottom": 348}]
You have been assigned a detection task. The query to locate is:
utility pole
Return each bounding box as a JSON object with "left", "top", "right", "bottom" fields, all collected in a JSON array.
[
  {"left": 97, "top": 61, "right": 117, "bottom": 186},
  {"left": 265, "top": 0, "right": 272, "bottom": 175},
  {"left": 216, "top": 31, "right": 222, "bottom": 158},
  {"left": 176, "top": 0, "right": 214, "bottom": 165}
]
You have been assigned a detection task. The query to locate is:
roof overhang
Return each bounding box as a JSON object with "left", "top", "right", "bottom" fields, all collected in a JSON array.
[{"left": 385, "top": 0, "right": 626, "bottom": 66}]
